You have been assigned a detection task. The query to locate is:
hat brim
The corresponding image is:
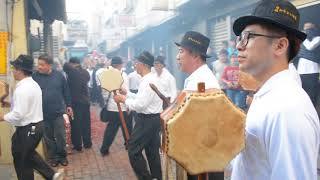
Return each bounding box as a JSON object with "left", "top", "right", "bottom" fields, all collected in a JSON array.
[
  {"left": 175, "top": 42, "right": 211, "bottom": 58},
  {"left": 10, "top": 61, "right": 33, "bottom": 72},
  {"left": 233, "top": 15, "right": 307, "bottom": 41}
]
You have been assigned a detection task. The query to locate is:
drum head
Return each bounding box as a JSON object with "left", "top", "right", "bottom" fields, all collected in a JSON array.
[
  {"left": 165, "top": 90, "right": 245, "bottom": 174},
  {"left": 98, "top": 68, "right": 123, "bottom": 92}
]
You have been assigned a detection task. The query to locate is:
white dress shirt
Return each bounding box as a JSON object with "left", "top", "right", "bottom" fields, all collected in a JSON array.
[
  {"left": 128, "top": 71, "right": 141, "bottom": 91},
  {"left": 102, "top": 71, "right": 129, "bottom": 112},
  {"left": 297, "top": 36, "right": 320, "bottom": 74},
  {"left": 288, "top": 63, "right": 302, "bottom": 86},
  {"left": 4, "top": 77, "right": 43, "bottom": 126},
  {"left": 87, "top": 68, "right": 93, "bottom": 88},
  {"left": 125, "top": 72, "right": 162, "bottom": 114},
  {"left": 231, "top": 70, "right": 320, "bottom": 180},
  {"left": 184, "top": 64, "right": 220, "bottom": 91},
  {"left": 95, "top": 67, "right": 105, "bottom": 86},
  {"left": 153, "top": 68, "right": 177, "bottom": 103}
]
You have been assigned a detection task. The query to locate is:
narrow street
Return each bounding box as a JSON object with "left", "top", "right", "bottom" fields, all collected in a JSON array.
[
  {"left": 0, "top": 105, "right": 137, "bottom": 180},
  {"left": 63, "top": 105, "right": 136, "bottom": 180}
]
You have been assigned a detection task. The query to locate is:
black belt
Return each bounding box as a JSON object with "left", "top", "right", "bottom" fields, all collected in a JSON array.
[
  {"left": 130, "top": 89, "right": 138, "bottom": 93},
  {"left": 16, "top": 121, "right": 42, "bottom": 130},
  {"left": 136, "top": 113, "right": 160, "bottom": 118}
]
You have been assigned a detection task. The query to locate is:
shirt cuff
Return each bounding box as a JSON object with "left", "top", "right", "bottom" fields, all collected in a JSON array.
[
  {"left": 125, "top": 98, "right": 134, "bottom": 111},
  {"left": 3, "top": 113, "right": 12, "bottom": 124}
]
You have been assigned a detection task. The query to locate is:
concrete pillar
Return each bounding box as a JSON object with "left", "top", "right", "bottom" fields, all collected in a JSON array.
[{"left": 12, "top": 0, "right": 28, "bottom": 57}]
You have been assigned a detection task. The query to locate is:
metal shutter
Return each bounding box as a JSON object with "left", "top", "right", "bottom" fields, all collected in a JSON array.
[{"left": 209, "top": 15, "right": 231, "bottom": 53}]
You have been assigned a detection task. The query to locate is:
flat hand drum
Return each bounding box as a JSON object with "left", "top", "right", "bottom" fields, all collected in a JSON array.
[
  {"left": 0, "top": 81, "right": 8, "bottom": 98},
  {"left": 98, "top": 68, "right": 123, "bottom": 91},
  {"left": 161, "top": 90, "right": 246, "bottom": 175},
  {"left": 0, "top": 80, "right": 9, "bottom": 107}
]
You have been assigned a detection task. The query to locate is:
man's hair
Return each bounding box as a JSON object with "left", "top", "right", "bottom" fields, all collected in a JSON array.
[
  {"left": 15, "top": 67, "right": 32, "bottom": 76},
  {"left": 69, "top": 57, "right": 81, "bottom": 64},
  {"left": 111, "top": 63, "right": 122, "bottom": 69},
  {"left": 258, "top": 22, "right": 301, "bottom": 61},
  {"left": 38, "top": 54, "right": 54, "bottom": 65},
  {"left": 187, "top": 48, "right": 206, "bottom": 62},
  {"left": 22, "top": 69, "right": 33, "bottom": 76},
  {"left": 143, "top": 63, "right": 152, "bottom": 70}
]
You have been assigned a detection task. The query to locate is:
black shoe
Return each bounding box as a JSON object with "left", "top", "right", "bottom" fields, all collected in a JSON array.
[
  {"left": 60, "top": 159, "right": 69, "bottom": 166},
  {"left": 72, "top": 147, "right": 82, "bottom": 152},
  {"left": 124, "top": 142, "right": 128, "bottom": 150},
  {"left": 84, "top": 144, "right": 92, "bottom": 149},
  {"left": 100, "top": 150, "right": 109, "bottom": 157}
]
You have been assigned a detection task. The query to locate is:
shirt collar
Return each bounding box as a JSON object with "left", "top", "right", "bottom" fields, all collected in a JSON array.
[
  {"left": 158, "top": 68, "right": 169, "bottom": 77},
  {"left": 254, "top": 70, "right": 291, "bottom": 98},
  {"left": 16, "top": 77, "right": 32, "bottom": 87},
  {"left": 186, "top": 64, "right": 208, "bottom": 81},
  {"left": 141, "top": 72, "right": 152, "bottom": 81}
]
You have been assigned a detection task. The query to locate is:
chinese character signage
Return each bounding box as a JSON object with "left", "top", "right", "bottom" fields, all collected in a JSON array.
[{"left": 0, "top": 32, "right": 8, "bottom": 75}]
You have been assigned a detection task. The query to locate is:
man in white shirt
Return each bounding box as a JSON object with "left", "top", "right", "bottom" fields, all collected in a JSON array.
[
  {"left": 99, "top": 56, "right": 132, "bottom": 156},
  {"left": 295, "top": 22, "right": 320, "bottom": 106},
  {"left": 114, "top": 51, "right": 162, "bottom": 180},
  {"left": 127, "top": 60, "right": 141, "bottom": 127},
  {"left": 128, "top": 68, "right": 141, "bottom": 93},
  {"left": 175, "top": 31, "right": 221, "bottom": 179},
  {"left": 153, "top": 55, "right": 177, "bottom": 104},
  {"left": 0, "top": 55, "right": 63, "bottom": 180},
  {"left": 232, "top": 1, "right": 320, "bottom": 179}
]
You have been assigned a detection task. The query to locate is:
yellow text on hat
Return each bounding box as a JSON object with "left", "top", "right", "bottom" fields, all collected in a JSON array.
[
  {"left": 187, "top": 37, "right": 202, "bottom": 45},
  {"left": 273, "top": 5, "right": 297, "bottom": 21}
]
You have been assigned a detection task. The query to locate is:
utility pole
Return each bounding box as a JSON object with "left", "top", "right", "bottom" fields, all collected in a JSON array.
[{"left": 43, "top": 19, "right": 53, "bottom": 56}]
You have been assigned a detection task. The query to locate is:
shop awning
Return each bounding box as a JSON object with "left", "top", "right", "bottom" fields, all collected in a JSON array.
[{"left": 28, "top": 0, "right": 67, "bottom": 23}]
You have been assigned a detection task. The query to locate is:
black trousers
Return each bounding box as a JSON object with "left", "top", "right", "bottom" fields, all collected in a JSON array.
[
  {"left": 12, "top": 121, "right": 55, "bottom": 180},
  {"left": 187, "top": 172, "right": 224, "bottom": 180},
  {"left": 300, "top": 73, "right": 319, "bottom": 106},
  {"left": 71, "top": 102, "right": 92, "bottom": 150},
  {"left": 43, "top": 116, "right": 67, "bottom": 162},
  {"left": 128, "top": 113, "right": 162, "bottom": 180},
  {"left": 100, "top": 111, "right": 132, "bottom": 153}
]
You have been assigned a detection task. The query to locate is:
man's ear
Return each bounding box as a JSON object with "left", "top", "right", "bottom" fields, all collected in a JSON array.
[{"left": 274, "top": 37, "right": 289, "bottom": 58}]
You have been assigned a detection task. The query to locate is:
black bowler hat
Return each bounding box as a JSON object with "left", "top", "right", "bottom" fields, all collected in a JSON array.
[
  {"left": 69, "top": 57, "right": 80, "bottom": 64},
  {"left": 175, "top": 31, "right": 211, "bottom": 58},
  {"left": 111, "top": 56, "right": 123, "bottom": 65},
  {"left": 135, "top": 51, "right": 154, "bottom": 67},
  {"left": 10, "top": 54, "right": 34, "bottom": 72},
  {"left": 154, "top": 56, "right": 165, "bottom": 66},
  {"left": 233, "top": 0, "right": 306, "bottom": 41}
]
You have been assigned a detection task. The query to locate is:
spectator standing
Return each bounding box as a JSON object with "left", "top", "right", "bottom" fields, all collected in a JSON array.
[
  {"left": 212, "top": 49, "right": 229, "bottom": 91},
  {"left": 33, "top": 54, "right": 72, "bottom": 167},
  {"left": 63, "top": 57, "right": 92, "bottom": 152}
]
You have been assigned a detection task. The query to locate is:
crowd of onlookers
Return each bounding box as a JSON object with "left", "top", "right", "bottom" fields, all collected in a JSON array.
[{"left": 210, "top": 39, "right": 248, "bottom": 110}]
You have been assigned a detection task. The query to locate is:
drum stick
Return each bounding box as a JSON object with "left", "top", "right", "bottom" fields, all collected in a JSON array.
[
  {"left": 149, "top": 83, "right": 170, "bottom": 108},
  {"left": 197, "top": 82, "right": 209, "bottom": 180},
  {"left": 113, "top": 90, "right": 130, "bottom": 144}
]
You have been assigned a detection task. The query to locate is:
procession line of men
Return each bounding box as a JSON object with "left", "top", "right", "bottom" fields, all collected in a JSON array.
[{"left": 0, "top": 0, "right": 320, "bottom": 180}]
